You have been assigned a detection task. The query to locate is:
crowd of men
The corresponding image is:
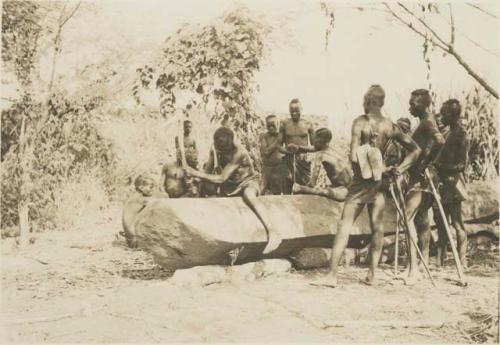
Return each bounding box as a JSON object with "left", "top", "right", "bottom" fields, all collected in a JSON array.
[{"left": 132, "top": 84, "right": 469, "bottom": 287}]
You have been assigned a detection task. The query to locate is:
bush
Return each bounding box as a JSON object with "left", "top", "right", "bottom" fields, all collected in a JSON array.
[{"left": 1, "top": 92, "right": 116, "bottom": 233}]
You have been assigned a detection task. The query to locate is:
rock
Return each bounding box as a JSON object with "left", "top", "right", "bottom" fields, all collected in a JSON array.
[
  {"left": 170, "top": 265, "right": 227, "bottom": 287},
  {"left": 289, "top": 248, "right": 331, "bottom": 269}
]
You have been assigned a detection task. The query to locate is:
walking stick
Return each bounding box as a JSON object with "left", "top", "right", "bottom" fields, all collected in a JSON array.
[
  {"left": 394, "top": 212, "right": 400, "bottom": 275},
  {"left": 390, "top": 181, "right": 436, "bottom": 287},
  {"left": 424, "top": 168, "right": 467, "bottom": 286},
  {"left": 290, "top": 153, "right": 297, "bottom": 195}
]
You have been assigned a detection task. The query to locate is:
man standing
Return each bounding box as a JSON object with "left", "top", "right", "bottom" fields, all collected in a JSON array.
[
  {"left": 175, "top": 120, "right": 199, "bottom": 169},
  {"left": 400, "top": 89, "right": 445, "bottom": 285},
  {"left": 280, "top": 98, "right": 315, "bottom": 194},
  {"left": 290, "top": 128, "right": 352, "bottom": 201},
  {"left": 434, "top": 99, "right": 469, "bottom": 268},
  {"left": 260, "top": 115, "right": 286, "bottom": 195},
  {"left": 184, "top": 127, "right": 282, "bottom": 254},
  {"left": 312, "top": 85, "right": 421, "bottom": 287}
]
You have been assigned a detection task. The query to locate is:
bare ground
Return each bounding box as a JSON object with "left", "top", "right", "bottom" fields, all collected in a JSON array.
[{"left": 1, "top": 204, "right": 498, "bottom": 343}]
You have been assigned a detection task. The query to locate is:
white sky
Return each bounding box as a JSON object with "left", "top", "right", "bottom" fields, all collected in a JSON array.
[{"left": 37, "top": 0, "right": 500, "bottom": 131}]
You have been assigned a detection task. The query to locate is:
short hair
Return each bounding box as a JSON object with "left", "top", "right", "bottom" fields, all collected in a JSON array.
[
  {"left": 214, "top": 126, "right": 234, "bottom": 141},
  {"left": 396, "top": 117, "right": 411, "bottom": 132},
  {"left": 289, "top": 98, "right": 301, "bottom": 107},
  {"left": 265, "top": 114, "right": 277, "bottom": 121},
  {"left": 442, "top": 99, "right": 461, "bottom": 120},
  {"left": 364, "top": 85, "right": 385, "bottom": 107},
  {"left": 134, "top": 174, "right": 155, "bottom": 191},
  {"left": 411, "top": 89, "right": 431, "bottom": 108},
  {"left": 315, "top": 128, "right": 332, "bottom": 142},
  {"left": 184, "top": 119, "right": 192, "bottom": 125}
]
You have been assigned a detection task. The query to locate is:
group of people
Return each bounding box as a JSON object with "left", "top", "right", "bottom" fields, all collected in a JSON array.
[{"left": 131, "top": 84, "right": 469, "bottom": 287}]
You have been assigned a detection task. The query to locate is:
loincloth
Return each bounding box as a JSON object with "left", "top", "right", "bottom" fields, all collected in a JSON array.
[
  {"left": 222, "top": 174, "right": 262, "bottom": 197},
  {"left": 439, "top": 172, "right": 468, "bottom": 204},
  {"left": 406, "top": 166, "right": 439, "bottom": 195},
  {"left": 262, "top": 163, "right": 287, "bottom": 195},
  {"left": 283, "top": 153, "right": 311, "bottom": 186},
  {"left": 344, "top": 168, "right": 385, "bottom": 205}
]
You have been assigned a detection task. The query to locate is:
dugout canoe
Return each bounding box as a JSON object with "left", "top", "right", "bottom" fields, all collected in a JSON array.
[{"left": 132, "top": 179, "right": 498, "bottom": 270}]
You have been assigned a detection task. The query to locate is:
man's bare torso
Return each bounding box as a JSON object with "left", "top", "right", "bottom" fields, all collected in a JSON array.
[
  {"left": 281, "top": 119, "right": 312, "bottom": 147},
  {"left": 352, "top": 114, "right": 396, "bottom": 162},
  {"left": 218, "top": 144, "right": 255, "bottom": 184},
  {"left": 319, "top": 147, "right": 352, "bottom": 187},
  {"left": 260, "top": 133, "right": 283, "bottom": 166}
]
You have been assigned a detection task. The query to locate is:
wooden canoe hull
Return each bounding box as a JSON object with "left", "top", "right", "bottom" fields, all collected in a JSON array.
[{"left": 132, "top": 179, "right": 498, "bottom": 270}]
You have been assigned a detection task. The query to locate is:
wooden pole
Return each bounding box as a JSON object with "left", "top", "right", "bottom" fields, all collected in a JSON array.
[
  {"left": 390, "top": 181, "right": 436, "bottom": 287},
  {"left": 424, "top": 168, "right": 467, "bottom": 286}
]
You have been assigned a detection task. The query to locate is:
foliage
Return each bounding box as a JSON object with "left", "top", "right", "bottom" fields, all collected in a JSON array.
[
  {"left": 1, "top": 93, "right": 116, "bottom": 231},
  {"left": 133, "top": 7, "right": 271, "bottom": 168},
  {"left": 461, "top": 88, "right": 498, "bottom": 181}
]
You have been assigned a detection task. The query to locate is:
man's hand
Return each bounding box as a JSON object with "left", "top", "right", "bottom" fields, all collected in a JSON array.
[
  {"left": 183, "top": 166, "right": 197, "bottom": 177},
  {"left": 383, "top": 165, "right": 400, "bottom": 179},
  {"left": 287, "top": 143, "right": 299, "bottom": 153}
]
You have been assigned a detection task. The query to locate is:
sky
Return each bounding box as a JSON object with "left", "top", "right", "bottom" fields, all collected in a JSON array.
[{"left": 25, "top": 0, "right": 500, "bottom": 131}]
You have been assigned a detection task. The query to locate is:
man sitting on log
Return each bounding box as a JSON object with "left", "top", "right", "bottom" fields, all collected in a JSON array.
[
  {"left": 290, "top": 128, "right": 352, "bottom": 201},
  {"left": 434, "top": 99, "right": 469, "bottom": 268},
  {"left": 184, "top": 127, "right": 282, "bottom": 254},
  {"left": 312, "top": 85, "right": 421, "bottom": 287}
]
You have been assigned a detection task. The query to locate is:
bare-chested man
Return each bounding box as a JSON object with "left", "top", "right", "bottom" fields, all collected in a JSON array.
[
  {"left": 280, "top": 98, "right": 315, "bottom": 194},
  {"left": 434, "top": 99, "right": 469, "bottom": 268},
  {"left": 260, "top": 115, "right": 286, "bottom": 195},
  {"left": 290, "top": 128, "right": 352, "bottom": 201},
  {"left": 401, "top": 89, "right": 445, "bottom": 285},
  {"left": 175, "top": 120, "right": 199, "bottom": 169},
  {"left": 184, "top": 127, "right": 282, "bottom": 254},
  {"left": 312, "top": 85, "right": 421, "bottom": 287}
]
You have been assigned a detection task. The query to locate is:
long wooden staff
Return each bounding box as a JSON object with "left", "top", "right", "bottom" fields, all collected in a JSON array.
[
  {"left": 390, "top": 181, "right": 436, "bottom": 286},
  {"left": 424, "top": 168, "right": 467, "bottom": 286},
  {"left": 176, "top": 109, "right": 187, "bottom": 168}
]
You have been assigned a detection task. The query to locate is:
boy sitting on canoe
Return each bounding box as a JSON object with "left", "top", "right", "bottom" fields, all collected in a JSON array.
[
  {"left": 290, "top": 127, "right": 352, "bottom": 201},
  {"left": 184, "top": 127, "right": 282, "bottom": 254}
]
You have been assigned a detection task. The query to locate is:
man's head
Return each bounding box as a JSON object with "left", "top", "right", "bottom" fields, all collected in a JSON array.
[
  {"left": 440, "top": 99, "right": 461, "bottom": 126},
  {"left": 213, "top": 126, "right": 235, "bottom": 153},
  {"left": 409, "top": 89, "right": 431, "bottom": 118},
  {"left": 396, "top": 117, "right": 411, "bottom": 134},
  {"left": 134, "top": 174, "right": 156, "bottom": 197},
  {"left": 183, "top": 120, "right": 193, "bottom": 135},
  {"left": 313, "top": 128, "right": 332, "bottom": 150},
  {"left": 289, "top": 98, "right": 302, "bottom": 122},
  {"left": 265, "top": 115, "right": 279, "bottom": 134},
  {"left": 363, "top": 85, "right": 385, "bottom": 113}
]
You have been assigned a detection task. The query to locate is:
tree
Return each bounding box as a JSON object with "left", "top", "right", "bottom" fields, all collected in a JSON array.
[
  {"left": 383, "top": 2, "right": 498, "bottom": 100},
  {"left": 1, "top": 0, "right": 86, "bottom": 246},
  {"left": 133, "top": 7, "right": 271, "bottom": 165}
]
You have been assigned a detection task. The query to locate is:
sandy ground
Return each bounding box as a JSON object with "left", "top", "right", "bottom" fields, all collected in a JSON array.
[{"left": 1, "top": 204, "right": 498, "bottom": 343}]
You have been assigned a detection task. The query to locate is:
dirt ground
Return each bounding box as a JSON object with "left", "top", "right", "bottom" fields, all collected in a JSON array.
[{"left": 1, "top": 204, "right": 498, "bottom": 343}]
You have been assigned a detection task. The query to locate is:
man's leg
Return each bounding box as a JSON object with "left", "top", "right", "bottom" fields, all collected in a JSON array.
[
  {"left": 242, "top": 186, "right": 281, "bottom": 254},
  {"left": 415, "top": 194, "right": 433, "bottom": 266},
  {"left": 402, "top": 191, "right": 424, "bottom": 285},
  {"left": 292, "top": 184, "right": 348, "bottom": 202},
  {"left": 449, "top": 201, "right": 468, "bottom": 268},
  {"left": 311, "top": 200, "right": 365, "bottom": 287},
  {"left": 435, "top": 204, "right": 450, "bottom": 267},
  {"left": 365, "top": 192, "right": 386, "bottom": 285}
]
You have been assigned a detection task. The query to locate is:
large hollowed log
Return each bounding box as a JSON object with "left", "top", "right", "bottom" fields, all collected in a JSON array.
[
  {"left": 134, "top": 195, "right": 396, "bottom": 270},
  {"left": 132, "top": 179, "right": 499, "bottom": 271}
]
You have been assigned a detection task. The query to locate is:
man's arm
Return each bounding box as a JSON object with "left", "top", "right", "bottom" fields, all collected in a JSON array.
[
  {"left": 278, "top": 123, "right": 289, "bottom": 154},
  {"left": 308, "top": 122, "right": 315, "bottom": 146},
  {"left": 260, "top": 134, "right": 282, "bottom": 157},
  {"left": 187, "top": 151, "right": 241, "bottom": 184},
  {"left": 420, "top": 119, "right": 445, "bottom": 168},
  {"left": 350, "top": 117, "right": 364, "bottom": 163},
  {"left": 392, "top": 126, "right": 422, "bottom": 174},
  {"left": 204, "top": 147, "right": 215, "bottom": 173}
]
